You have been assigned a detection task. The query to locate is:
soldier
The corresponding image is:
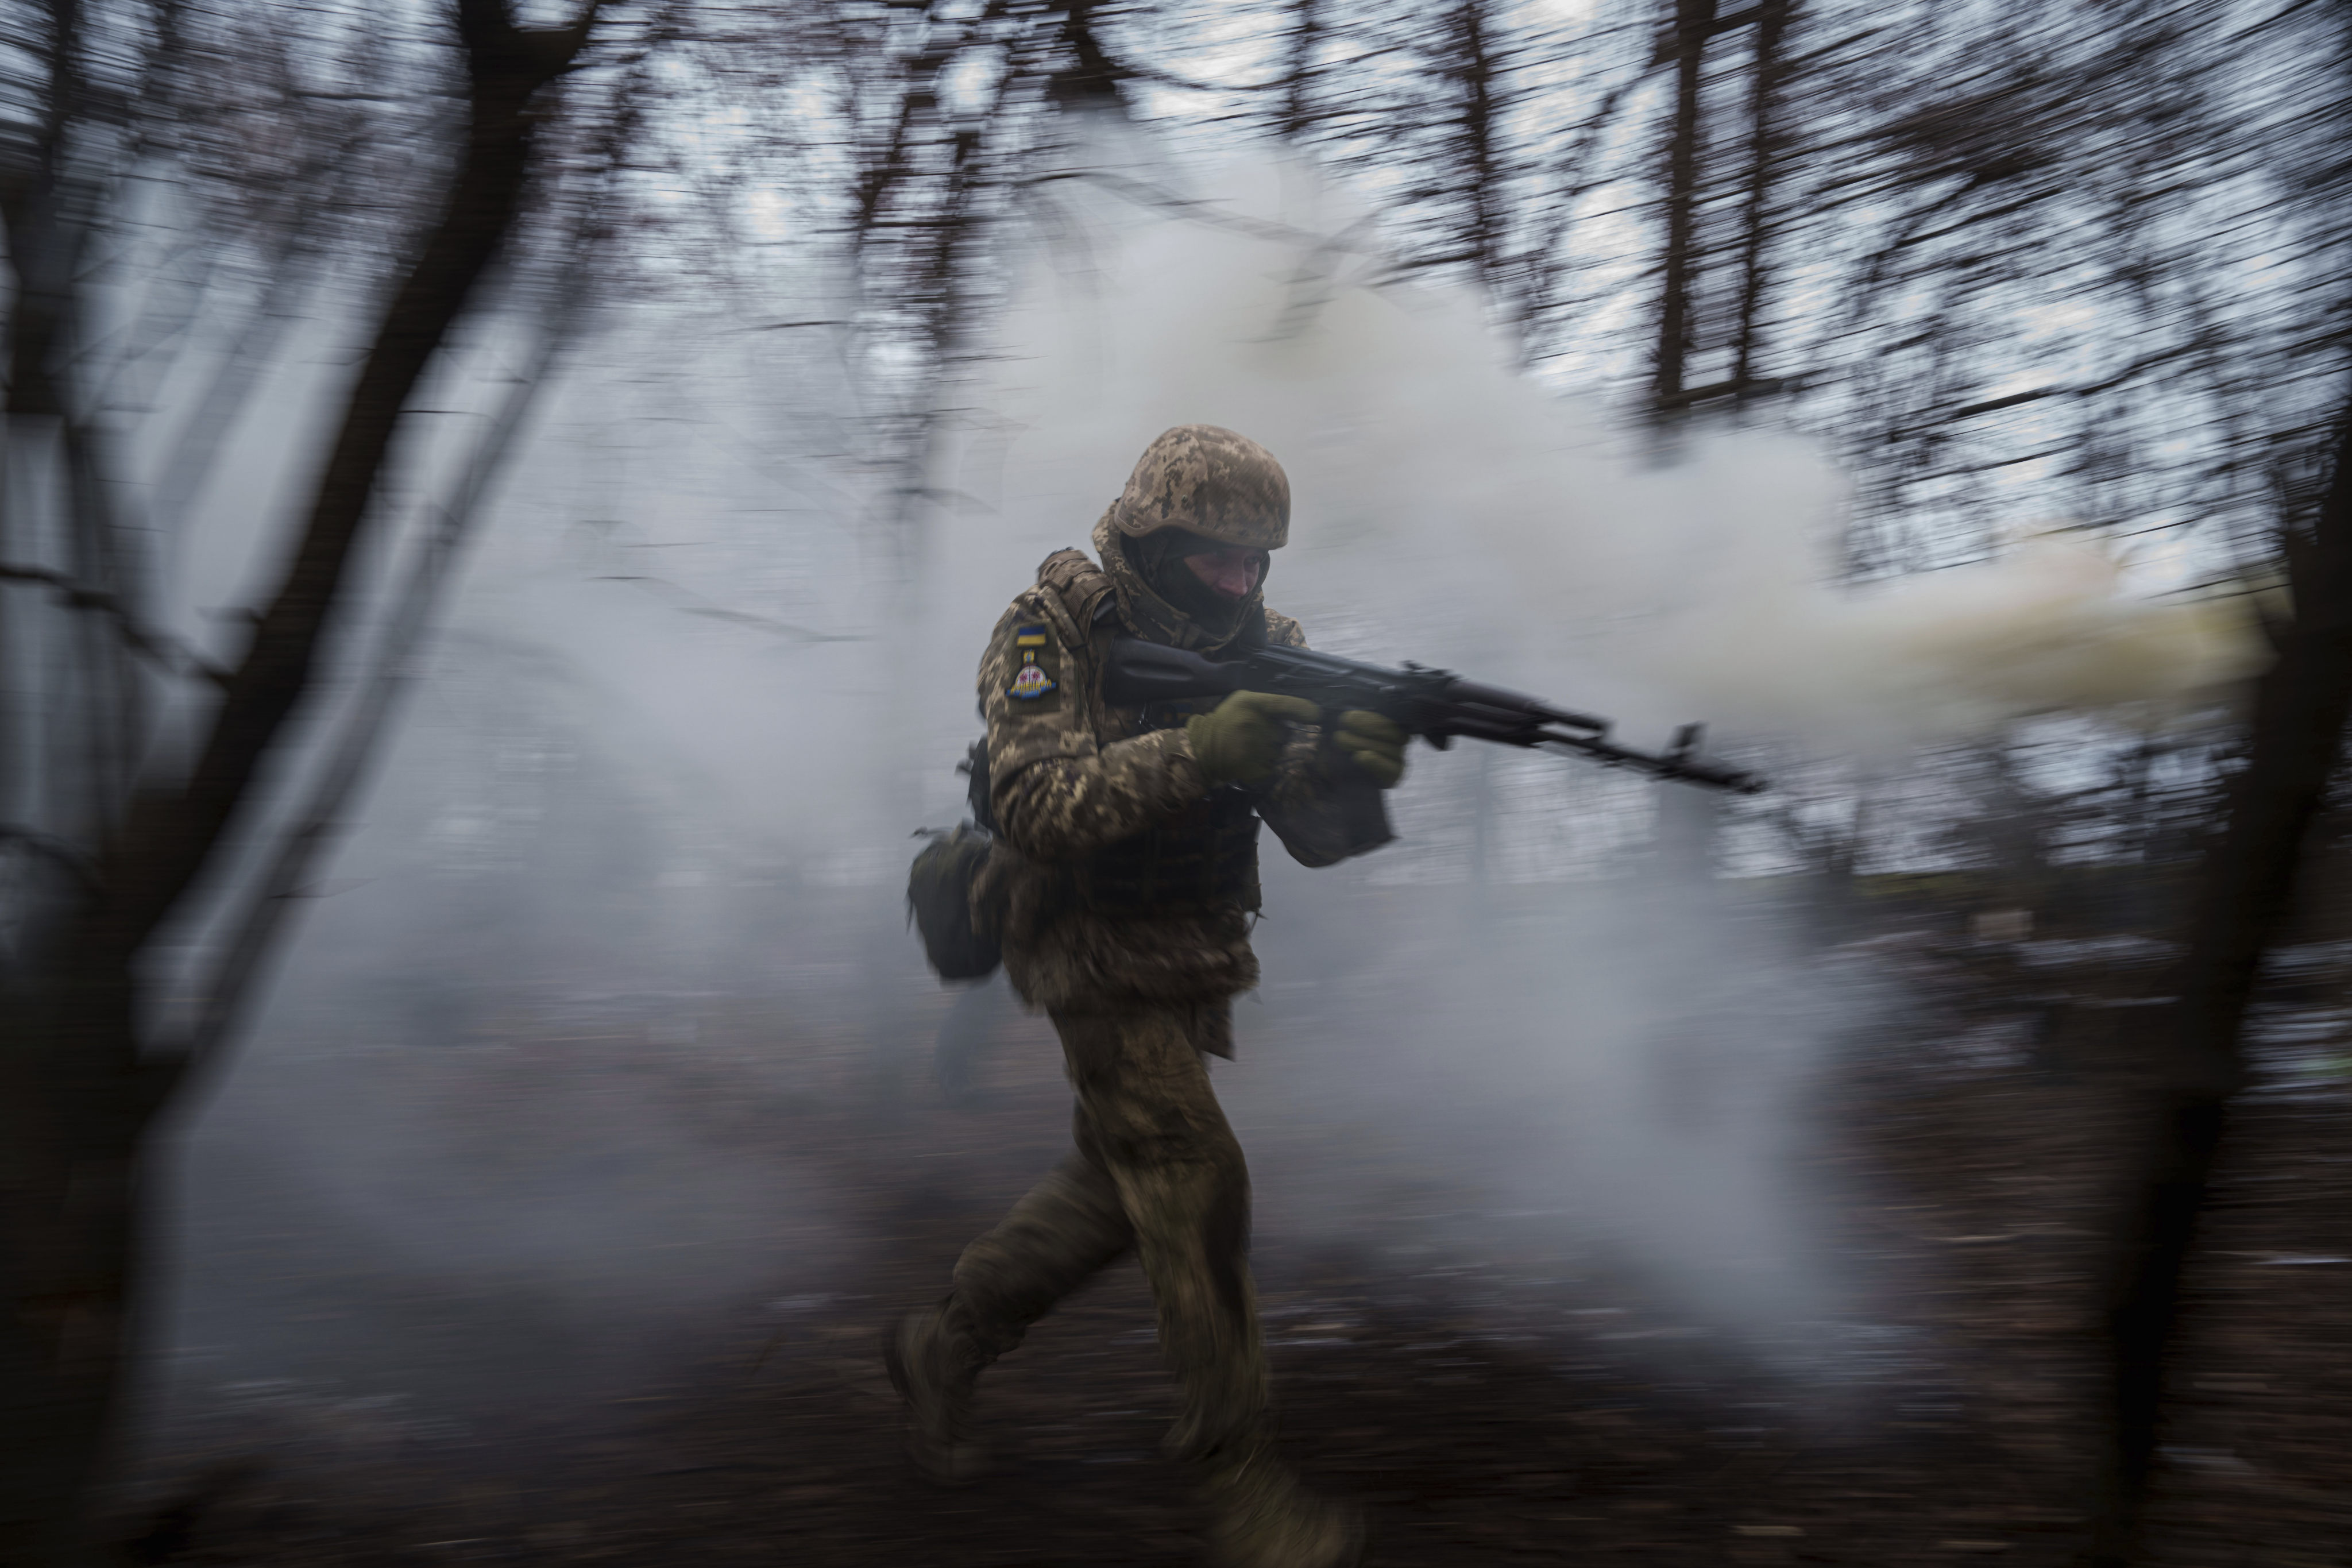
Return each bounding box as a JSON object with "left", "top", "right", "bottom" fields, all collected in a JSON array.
[{"left": 888, "top": 426, "right": 1407, "bottom": 1567}]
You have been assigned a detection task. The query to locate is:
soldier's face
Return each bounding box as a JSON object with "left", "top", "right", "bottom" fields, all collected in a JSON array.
[{"left": 1183, "top": 546, "right": 1267, "bottom": 600}]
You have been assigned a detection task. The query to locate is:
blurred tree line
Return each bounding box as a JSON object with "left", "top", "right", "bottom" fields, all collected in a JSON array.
[{"left": 1, "top": 0, "right": 2346, "bottom": 1562}]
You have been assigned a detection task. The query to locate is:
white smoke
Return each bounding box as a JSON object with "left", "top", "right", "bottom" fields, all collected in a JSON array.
[
  {"left": 895, "top": 142, "right": 2261, "bottom": 1351},
  {"left": 921, "top": 150, "right": 2261, "bottom": 757},
  {"left": 153, "top": 129, "right": 2264, "bottom": 1417}
]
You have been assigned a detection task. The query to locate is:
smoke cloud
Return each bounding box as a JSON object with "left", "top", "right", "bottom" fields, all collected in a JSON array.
[
  {"left": 152, "top": 130, "right": 2254, "bottom": 1439},
  {"left": 920, "top": 146, "right": 2261, "bottom": 756}
]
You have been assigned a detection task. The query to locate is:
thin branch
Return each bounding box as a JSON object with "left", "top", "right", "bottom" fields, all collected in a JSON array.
[
  {"left": 1019, "top": 167, "right": 1392, "bottom": 262},
  {"left": 592, "top": 574, "right": 867, "bottom": 642},
  {"left": 0, "top": 826, "right": 101, "bottom": 891},
  {"left": 0, "top": 562, "right": 230, "bottom": 685}
]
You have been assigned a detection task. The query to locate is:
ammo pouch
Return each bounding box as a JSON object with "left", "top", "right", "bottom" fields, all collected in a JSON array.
[
  {"left": 907, "top": 824, "right": 1002, "bottom": 981},
  {"left": 1080, "top": 787, "right": 1261, "bottom": 913}
]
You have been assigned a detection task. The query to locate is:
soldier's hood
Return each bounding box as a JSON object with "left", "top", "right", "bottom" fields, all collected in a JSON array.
[{"left": 1092, "top": 511, "right": 1266, "bottom": 654}]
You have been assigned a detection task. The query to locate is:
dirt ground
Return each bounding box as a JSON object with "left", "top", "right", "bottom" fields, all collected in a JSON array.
[{"left": 119, "top": 929, "right": 2352, "bottom": 1567}]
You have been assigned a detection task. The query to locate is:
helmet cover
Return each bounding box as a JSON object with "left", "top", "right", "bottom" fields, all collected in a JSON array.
[{"left": 1112, "top": 424, "right": 1290, "bottom": 550}]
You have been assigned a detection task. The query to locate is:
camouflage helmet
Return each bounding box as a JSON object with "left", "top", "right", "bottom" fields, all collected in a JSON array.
[{"left": 1112, "top": 424, "right": 1290, "bottom": 550}]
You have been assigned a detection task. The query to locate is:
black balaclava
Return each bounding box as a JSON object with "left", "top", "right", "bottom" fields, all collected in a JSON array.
[{"left": 1128, "top": 526, "right": 1270, "bottom": 641}]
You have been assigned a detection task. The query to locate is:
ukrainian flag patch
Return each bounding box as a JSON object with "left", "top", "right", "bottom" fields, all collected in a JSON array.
[{"left": 1007, "top": 623, "right": 1058, "bottom": 702}]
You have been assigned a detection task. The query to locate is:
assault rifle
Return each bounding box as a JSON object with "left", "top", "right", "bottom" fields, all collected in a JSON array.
[{"left": 1102, "top": 636, "right": 1765, "bottom": 794}]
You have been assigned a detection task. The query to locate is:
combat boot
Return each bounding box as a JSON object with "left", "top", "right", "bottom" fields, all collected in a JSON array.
[
  {"left": 883, "top": 1301, "right": 988, "bottom": 1485},
  {"left": 1203, "top": 1444, "right": 1365, "bottom": 1568}
]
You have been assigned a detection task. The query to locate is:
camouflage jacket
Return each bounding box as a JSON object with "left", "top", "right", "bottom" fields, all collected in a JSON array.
[{"left": 977, "top": 515, "right": 1393, "bottom": 1025}]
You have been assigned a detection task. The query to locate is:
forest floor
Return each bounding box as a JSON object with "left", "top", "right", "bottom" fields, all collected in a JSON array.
[{"left": 119, "top": 923, "right": 2352, "bottom": 1567}]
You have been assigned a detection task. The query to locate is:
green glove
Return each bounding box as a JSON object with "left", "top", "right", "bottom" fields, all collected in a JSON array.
[
  {"left": 1334, "top": 710, "right": 1409, "bottom": 788},
  {"left": 1187, "top": 691, "right": 1321, "bottom": 786}
]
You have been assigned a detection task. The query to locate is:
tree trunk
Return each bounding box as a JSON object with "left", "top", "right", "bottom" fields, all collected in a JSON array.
[
  {"left": 0, "top": 7, "right": 598, "bottom": 1561},
  {"left": 1650, "top": 0, "right": 1713, "bottom": 416},
  {"left": 1279, "top": 0, "right": 1322, "bottom": 141},
  {"left": 1453, "top": 0, "right": 1502, "bottom": 296},
  {"left": 1728, "top": 0, "right": 1790, "bottom": 400},
  {"left": 2081, "top": 408, "right": 2352, "bottom": 1567},
  {"left": 1046, "top": 1, "right": 1127, "bottom": 107}
]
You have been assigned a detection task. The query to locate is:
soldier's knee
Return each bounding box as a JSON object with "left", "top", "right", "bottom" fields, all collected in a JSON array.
[{"left": 1110, "top": 1122, "right": 1248, "bottom": 1189}]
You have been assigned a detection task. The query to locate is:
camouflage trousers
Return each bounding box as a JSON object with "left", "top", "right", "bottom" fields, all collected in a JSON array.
[{"left": 945, "top": 998, "right": 1268, "bottom": 1464}]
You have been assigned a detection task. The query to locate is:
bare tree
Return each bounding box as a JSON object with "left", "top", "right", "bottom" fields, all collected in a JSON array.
[
  {"left": 2083, "top": 407, "right": 2352, "bottom": 1566},
  {"left": 0, "top": 3, "right": 634, "bottom": 1558}
]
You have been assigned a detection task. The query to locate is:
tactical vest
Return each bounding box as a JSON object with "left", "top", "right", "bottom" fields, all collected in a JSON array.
[{"left": 1028, "top": 548, "right": 1266, "bottom": 917}]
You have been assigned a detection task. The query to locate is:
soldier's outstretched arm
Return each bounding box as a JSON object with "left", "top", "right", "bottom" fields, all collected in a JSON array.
[{"left": 980, "top": 603, "right": 1207, "bottom": 864}]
